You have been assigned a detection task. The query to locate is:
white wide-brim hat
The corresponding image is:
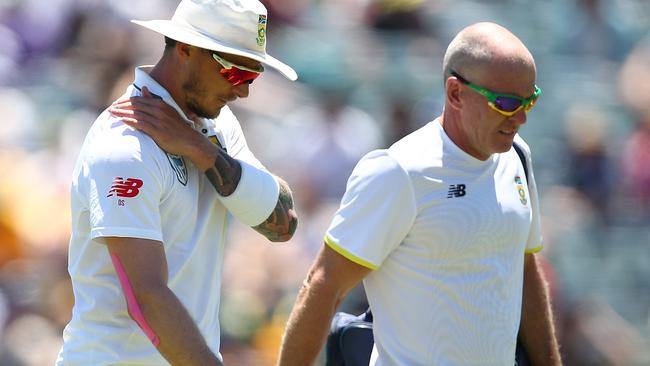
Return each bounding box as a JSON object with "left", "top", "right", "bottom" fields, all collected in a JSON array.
[{"left": 132, "top": 0, "right": 297, "bottom": 81}]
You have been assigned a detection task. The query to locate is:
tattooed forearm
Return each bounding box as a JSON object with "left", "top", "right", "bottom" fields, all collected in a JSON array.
[
  {"left": 204, "top": 148, "right": 242, "bottom": 196},
  {"left": 253, "top": 178, "right": 298, "bottom": 242}
]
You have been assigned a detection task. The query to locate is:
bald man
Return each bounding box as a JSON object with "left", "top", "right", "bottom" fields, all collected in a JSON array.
[{"left": 277, "top": 22, "right": 561, "bottom": 366}]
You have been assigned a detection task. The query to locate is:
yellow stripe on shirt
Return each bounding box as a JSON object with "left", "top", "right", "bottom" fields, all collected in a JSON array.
[
  {"left": 324, "top": 235, "right": 379, "bottom": 270},
  {"left": 525, "top": 245, "right": 543, "bottom": 254}
]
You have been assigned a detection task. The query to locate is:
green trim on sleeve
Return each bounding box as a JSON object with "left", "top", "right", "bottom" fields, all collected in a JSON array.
[
  {"left": 324, "top": 235, "right": 378, "bottom": 270},
  {"left": 525, "top": 245, "right": 543, "bottom": 254}
]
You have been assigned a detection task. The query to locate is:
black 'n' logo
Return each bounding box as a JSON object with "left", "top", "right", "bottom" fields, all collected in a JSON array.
[{"left": 447, "top": 184, "right": 466, "bottom": 198}]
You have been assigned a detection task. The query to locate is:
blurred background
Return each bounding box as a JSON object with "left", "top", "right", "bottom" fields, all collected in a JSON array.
[{"left": 0, "top": 0, "right": 649, "bottom": 364}]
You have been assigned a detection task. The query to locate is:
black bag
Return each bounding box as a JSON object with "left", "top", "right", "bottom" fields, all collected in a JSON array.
[
  {"left": 325, "top": 143, "right": 533, "bottom": 366},
  {"left": 325, "top": 308, "right": 530, "bottom": 366},
  {"left": 325, "top": 309, "right": 374, "bottom": 366}
]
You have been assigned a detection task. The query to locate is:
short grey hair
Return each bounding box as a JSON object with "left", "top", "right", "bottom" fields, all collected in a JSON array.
[{"left": 441, "top": 33, "right": 494, "bottom": 85}]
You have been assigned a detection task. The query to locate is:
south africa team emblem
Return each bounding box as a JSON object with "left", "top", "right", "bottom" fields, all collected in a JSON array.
[
  {"left": 256, "top": 15, "right": 267, "bottom": 46},
  {"left": 515, "top": 176, "right": 527, "bottom": 205},
  {"left": 166, "top": 152, "right": 188, "bottom": 186}
]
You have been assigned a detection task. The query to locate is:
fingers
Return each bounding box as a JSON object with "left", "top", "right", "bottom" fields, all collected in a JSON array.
[
  {"left": 273, "top": 205, "right": 297, "bottom": 239},
  {"left": 109, "top": 94, "right": 179, "bottom": 125},
  {"left": 119, "top": 116, "right": 153, "bottom": 134},
  {"left": 110, "top": 106, "right": 160, "bottom": 136},
  {"left": 130, "top": 99, "right": 179, "bottom": 121},
  {"left": 119, "top": 117, "right": 141, "bottom": 131},
  {"left": 110, "top": 86, "right": 166, "bottom": 113},
  {"left": 110, "top": 104, "right": 157, "bottom": 120},
  {"left": 287, "top": 209, "right": 298, "bottom": 236},
  {"left": 111, "top": 96, "right": 132, "bottom": 107},
  {"left": 109, "top": 107, "right": 158, "bottom": 127},
  {"left": 111, "top": 96, "right": 166, "bottom": 112},
  {"left": 109, "top": 87, "right": 179, "bottom": 127},
  {"left": 109, "top": 107, "right": 135, "bottom": 117}
]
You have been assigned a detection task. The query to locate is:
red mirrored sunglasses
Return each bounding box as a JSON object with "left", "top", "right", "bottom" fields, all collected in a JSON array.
[{"left": 212, "top": 53, "right": 264, "bottom": 86}]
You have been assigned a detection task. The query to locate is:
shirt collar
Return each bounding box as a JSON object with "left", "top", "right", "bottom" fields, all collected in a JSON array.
[{"left": 131, "top": 66, "right": 199, "bottom": 128}]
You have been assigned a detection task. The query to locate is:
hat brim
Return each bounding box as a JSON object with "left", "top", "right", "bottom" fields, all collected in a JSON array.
[{"left": 131, "top": 19, "right": 297, "bottom": 81}]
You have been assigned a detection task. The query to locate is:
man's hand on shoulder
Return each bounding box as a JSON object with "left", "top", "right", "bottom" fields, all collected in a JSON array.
[{"left": 109, "top": 86, "right": 217, "bottom": 170}]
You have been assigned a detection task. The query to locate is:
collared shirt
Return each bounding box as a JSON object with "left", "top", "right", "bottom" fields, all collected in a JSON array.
[
  {"left": 57, "top": 66, "right": 274, "bottom": 365},
  {"left": 325, "top": 119, "right": 542, "bottom": 366}
]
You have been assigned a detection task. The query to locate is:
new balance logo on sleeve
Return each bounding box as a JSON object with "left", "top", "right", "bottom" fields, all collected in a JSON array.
[
  {"left": 447, "top": 184, "right": 466, "bottom": 198},
  {"left": 107, "top": 177, "right": 143, "bottom": 198}
]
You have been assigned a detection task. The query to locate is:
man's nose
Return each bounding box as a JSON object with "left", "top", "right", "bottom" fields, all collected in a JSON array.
[
  {"left": 232, "top": 82, "right": 250, "bottom": 98},
  {"left": 509, "top": 108, "right": 527, "bottom": 125}
]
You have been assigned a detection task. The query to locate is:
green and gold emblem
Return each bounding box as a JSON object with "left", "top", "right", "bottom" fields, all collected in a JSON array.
[
  {"left": 515, "top": 176, "right": 527, "bottom": 205},
  {"left": 256, "top": 15, "right": 267, "bottom": 47}
]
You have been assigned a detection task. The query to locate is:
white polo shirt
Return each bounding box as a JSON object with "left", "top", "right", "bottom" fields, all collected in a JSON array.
[
  {"left": 325, "top": 119, "right": 542, "bottom": 366},
  {"left": 57, "top": 67, "right": 278, "bottom": 365}
]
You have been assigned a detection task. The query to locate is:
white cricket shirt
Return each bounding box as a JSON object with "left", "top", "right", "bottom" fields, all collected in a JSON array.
[
  {"left": 325, "top": 119, "right": 542, "bottom": 366},
  {"left": 57, "top": 67, "right": 278, "bottom": 365}
]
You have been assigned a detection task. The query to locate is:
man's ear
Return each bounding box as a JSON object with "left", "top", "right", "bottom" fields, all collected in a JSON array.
[
  {"left": 445, "top": 76, "right": 463, "bottom": 111},
  {"left": 175, "top": 41, "right": 193, "bottom": 59}
]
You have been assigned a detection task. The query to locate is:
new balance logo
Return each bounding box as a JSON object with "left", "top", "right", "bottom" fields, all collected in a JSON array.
[
  {"left": 447, "top": 184, "right": 466, "bottom": 198},
  {"left": 107, "top": 177, "right": 143, "bottom": 198}
]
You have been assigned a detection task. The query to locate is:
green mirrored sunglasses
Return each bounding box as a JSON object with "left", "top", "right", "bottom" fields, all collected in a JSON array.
[{"left": 451, "top": 70, "right": 541, "bottom": 117}]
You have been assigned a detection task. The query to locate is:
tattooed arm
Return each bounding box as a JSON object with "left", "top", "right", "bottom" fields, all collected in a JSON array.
[
  {"left": 204, "top": 147, "right": 242, "bottom": 197},
  {"left": 204, "top": 150, "right": 297, "bottom": 242},
  {"left": 252, "top": 177, "right": 298, "bottom": 242}
]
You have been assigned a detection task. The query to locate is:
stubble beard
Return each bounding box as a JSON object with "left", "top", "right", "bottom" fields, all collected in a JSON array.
[{"left": 182, "top": 75, "right": 221, "bottom": 119}]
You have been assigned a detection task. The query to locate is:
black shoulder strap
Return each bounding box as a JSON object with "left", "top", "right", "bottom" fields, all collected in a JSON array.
[
  {"left": 512, "top": 142, "right": 529, "bottom": 183},
  {"left": 364, "top": 308, "right": 373, "bottom": 322}
]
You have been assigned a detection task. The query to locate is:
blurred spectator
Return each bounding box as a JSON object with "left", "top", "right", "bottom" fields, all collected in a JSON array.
[
  {"left": 560, "top": 299, "right": 644, "bottom": 366},
  {"left": 365, "top": 0, "right": 427, "bottom": 34},
  {"left": 0, "top": 216, "right": 21, "bottom": 267},
  {"left": 619, "top": 34, "right": 650, "bottom": 219},
  {"left": 384, "top": 96, "right": 419, "bottom": 145},
  {"left": 0, "top": 0, "right": 79, "bottom": 59},
  {"left": 619, "top": 34, "right": 650, "bottom": 118},
  {"left": 621, "top": 118, "right": 650, "bottom": 219},
  {"left": 0, "top": 24, "right": 23, "bottom": 84},
  {"left": 262, "top": 0, "right": 310, "bottom": 29},
  {"left": 555, "top": 0, "right": 634, "bottom": 62},
  {"left": 283, "top": 89, "right": 383, "bottom": 199},
  {"left": 562, "top": 105, "right": 615, "bottom": 223}
]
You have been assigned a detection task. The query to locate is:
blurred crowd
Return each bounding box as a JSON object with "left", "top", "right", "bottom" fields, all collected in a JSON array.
[{"left": 1, "top": 0, "right": 649, "bottom": 365}]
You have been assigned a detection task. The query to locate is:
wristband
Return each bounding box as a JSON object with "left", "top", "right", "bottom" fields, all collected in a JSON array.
[{"left": 217, "top": 160, "right": 279, "bottom": 226}]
